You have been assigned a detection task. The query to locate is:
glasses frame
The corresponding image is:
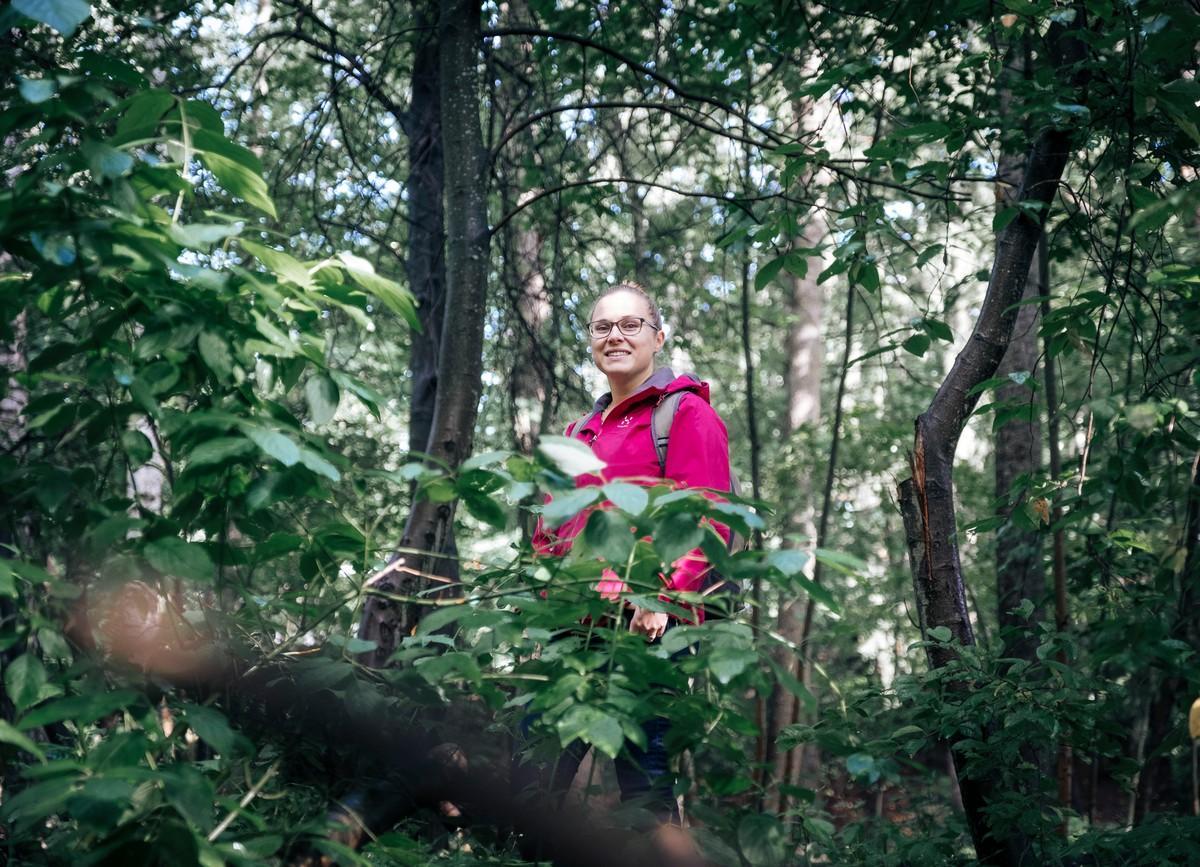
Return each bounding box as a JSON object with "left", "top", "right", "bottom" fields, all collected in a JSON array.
[{"left": 586, "top": 316, "right": 660, "bottom": 340}]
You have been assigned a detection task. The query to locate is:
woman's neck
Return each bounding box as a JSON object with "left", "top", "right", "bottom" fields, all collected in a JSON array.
[{"left": 605, "top": 368, "right": 653, "bottom": 416}]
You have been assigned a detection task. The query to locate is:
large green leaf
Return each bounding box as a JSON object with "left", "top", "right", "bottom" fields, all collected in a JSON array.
[
  {"left": 602, "top": 481, "right": 648, "bottom": 516},
  {"left": 12, "top": 0, "right": 91, "bottom": 36},
  {"left": 541, "top": 487, "right": 600, "bottom": 525},
  {"left": 737, "top": 813, "right": 788, "bottom": 867},
  {"left": 242, "top": 240, "right": 312, "bottom": 288},
  {"left": 18, "top": 690, "right": 142, "bottom": 730},
  {"left": 180, "top": 703, "right": 241, "bottom": 756},
  {"left": 0, "top": 719, "right": 47, "bottom": 762},
  {"left": 305, "top": 374, "right": 340, "bottom": 425},
  {"left": 336, "top": 253, "right": 419, "bottom": 329},
  {"left": 243, "top": 426, "right": 301, "bottom": 467},
  {"left": 188, "top": 437, "right": 254, "bottom": 467},
  {"left": 537, "top": 436, "right": 606, "bottom": 476},
  {"left": 201, "top": 152, "right": 276, "bottom": 218},
  {"left": 5, "top": 653, "right": 51, "bottom": 713},
  {"left": 144, "top": 536, "right": 214, "bottom": 582}
]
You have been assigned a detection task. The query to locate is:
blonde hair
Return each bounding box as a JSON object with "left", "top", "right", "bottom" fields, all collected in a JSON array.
[{"left": 592, "top": 280, "right": 663, "bottom": 330}]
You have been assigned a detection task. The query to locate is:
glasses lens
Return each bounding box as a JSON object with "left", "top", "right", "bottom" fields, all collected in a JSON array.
[
  {"left": 589, "top": 322, "right": 611, "bottom": 338},
  {"left": 618, "top": 318, "right": 642, "bottom": 335}
]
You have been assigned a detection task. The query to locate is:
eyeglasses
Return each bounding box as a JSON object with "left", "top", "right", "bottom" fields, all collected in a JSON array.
[{"left": 587, "top": 316, "right": 660, "bottom": 339}]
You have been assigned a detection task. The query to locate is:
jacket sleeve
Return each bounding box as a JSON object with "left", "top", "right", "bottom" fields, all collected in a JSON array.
[{"left": 661, "top": 393, "right": 732, "bottom": 596}]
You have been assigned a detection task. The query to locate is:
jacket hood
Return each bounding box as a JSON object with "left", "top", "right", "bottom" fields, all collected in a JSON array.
[{"left": 578, "top": 368, "right": 710, "bottom": 434}]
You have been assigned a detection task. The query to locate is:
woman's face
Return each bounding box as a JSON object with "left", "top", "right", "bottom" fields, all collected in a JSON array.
[{"left": 589, "top": 290, "right": 664, "bottom": 386}]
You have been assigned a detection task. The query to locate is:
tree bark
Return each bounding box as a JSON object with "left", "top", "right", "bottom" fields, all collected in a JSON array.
[
  {"left": 358, "top": 0, "right": 488, "bottom": 667},
  {"left": 897, "top": 17, "right": 1084, "bottom": 865},
  {"left": 406, "top": 0, "right": 449, "bottom": 464},
  {"left": 1135, "top": 450, "right": 1200, "bottom": 821},
  {"left": 763, "top": 89, "right": 830, "bottom": 815},
  {"left": 994, "top": 40, "right": 1044, "bottom": 662}
]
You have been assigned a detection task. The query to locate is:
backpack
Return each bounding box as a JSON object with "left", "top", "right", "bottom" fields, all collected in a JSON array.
[{"left": 570, "top": 372, "right": 750, "bottom": 607}]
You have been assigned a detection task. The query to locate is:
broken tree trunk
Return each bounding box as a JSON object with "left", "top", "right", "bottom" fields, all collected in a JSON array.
[{"left": 897, "top": 17, "right": 1085, "bottom": 867}]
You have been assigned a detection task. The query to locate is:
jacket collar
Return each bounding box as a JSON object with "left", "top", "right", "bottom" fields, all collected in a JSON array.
[{"left": 579, "top": 367, "right": 684, "bottom": 435}]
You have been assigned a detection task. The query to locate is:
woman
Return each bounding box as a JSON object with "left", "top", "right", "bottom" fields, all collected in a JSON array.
[{"left": 517, "top": 280, "right": 732, "bottom": 821}]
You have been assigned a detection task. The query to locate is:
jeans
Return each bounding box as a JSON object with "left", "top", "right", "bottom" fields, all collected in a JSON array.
[{"left": 511, "top": 711, "right": 676, "bottom": 822}]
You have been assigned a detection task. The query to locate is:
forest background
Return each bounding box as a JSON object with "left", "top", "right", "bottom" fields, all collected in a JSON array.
[{"left": 1, "top": 0, "right": 1198, "bottom": 865}]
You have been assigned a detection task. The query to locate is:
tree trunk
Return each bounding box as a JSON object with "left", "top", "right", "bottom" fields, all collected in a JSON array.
[
  {"left": 897, "top": 18, "right": 1084, "bottom": 865},
  {"left": 358, "top": 0, "right": 488, "bottom": 667},
  {"left": 994, "top": 40, "right": 1044, "bottom": 662},
  {"left": 406, "top": 0, "right": 448, "bottom": 464},
  {"left": 764, "top": 87, "right": 831, "bottom": 817},
  {"left": 1135, "top": 450, "right": 1200, "bottom": 821}
]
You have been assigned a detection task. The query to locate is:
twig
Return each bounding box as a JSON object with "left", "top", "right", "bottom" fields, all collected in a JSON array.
[{"left": 207, "top": 759, "right": 281, "bottom": 842}]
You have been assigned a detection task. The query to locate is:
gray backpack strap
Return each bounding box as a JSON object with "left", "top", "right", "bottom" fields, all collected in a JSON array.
[
  {"left": 651, "top": 391, "right": 686, "bottom": 474},
  {"left": 567, "top": 409, "right": 602, "bottom": 440}
]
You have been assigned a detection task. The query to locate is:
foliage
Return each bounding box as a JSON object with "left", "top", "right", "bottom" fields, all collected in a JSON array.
[{"left": 2, "top": 0, "right": 1200, "bottom": 865}]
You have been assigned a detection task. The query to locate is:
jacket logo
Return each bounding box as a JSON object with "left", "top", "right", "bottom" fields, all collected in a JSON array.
[{"left": 618, "top": 415, "right": 632, "bottom": 428}]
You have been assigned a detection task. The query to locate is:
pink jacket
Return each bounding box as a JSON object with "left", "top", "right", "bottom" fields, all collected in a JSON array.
[{"left": 532, "top": 368, "right": 732, "bottom": 621}]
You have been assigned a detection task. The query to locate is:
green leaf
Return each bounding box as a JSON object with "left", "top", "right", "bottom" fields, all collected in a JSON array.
[
  {"left": 654, "top": 512, "right": 706, "bottom": 564},
  {"left": 191, "top": 129, "right": 263, "bottom": 174},
  {"left": 582, "top": 713, "right": 625, "bottom": 759},
  {"left": 582, "top": 508, "right": 636, "bottom": 564},
  {"left": 116, "top": 89, "right": 174, "bottom": 137},
  {"left": 305, "top": 375, "right": 340, "bottom": 425},
  {"left": 854, "top": 261, "right": 880, "bottom": 292},
  {"left": 82, "top": 140, "right": 133, "bottom": 180},
  {"left": 144, "top": 537, "right": 214, "bottom": 582},
  {"left": 603, "top": 481, "right": 649, "bottom": 516},
  {"left": 188, "top": 437, "right": 254, "bottom": 467},
  {"left": 767, "top": 657, "right": 816, "bottom": 711},
  {"left": 5, "top": 654, "right": 49, "bottom": 713},
  {"left": 1160, "top": 78, "right": 1200, "bottom": 146},
  {"left": 198, "top": 331, "right": 234, "bottom": 381},
  {"left": 18, "top": 77, "right": 57, "bottom": 104},
  {"left": 336, "top": 253, "right": 420, "bottom": 329},
  {"left": 297, "top": 447, "right": 340, "bottom": 481},
  {"left": 243, "top": 426, "right": 301, "bottom": 467},
  {"left": 927, "top": 626, "right": 953, "bottom": 642},
  {"left": 766, "top": 548, "right": 808, "bottom": 577},
  {"left": 541, "top": 487, "right": 601, "bottom": 525},
  {"left": 161, "top": 764, "right": 215, "bottom": 831},
  {"left": 920, "top": 317, "right": 954, "bottom": 342},
  {"left": 915, "top": 243, "right": 945, "bottom": 268},
  {"left": 121, "top": 429, "right": 153, "bottom": 465},
  {"left": 463, "top": 490, "right": 506, "bottom": 529},
  {"left": 754, "top": 254, "right": 787, "bottom": 291},
  {"left": 813, "top": 548, "right": 866, "bottom": 575},
  {"left": 12, "top": 0, "right": 91, "bottom": 36},
  {"left": 993, "top": 206, "right": 1019, "bottom": 232},
  {"left": 537, "top": 435, "right": 606, "bottom": 476},
  {"left": 738, "top": 813, "right": 788, "bottom": 867},
  {"left": 0, "top": 719, "right": 47, "bottom": 762},
  {"left": 181, "top": 703, "right": 240, "bottom": 756},
  {"left": 168, "top": 222, "right": 242, "bottom": 248},
  {"left": 241, "top": 240, "right": 311, "bottom": 288},
  {"left": 201, "top": 152, "right": 276, "bottom": 218},
  {"left": 901, "top": 333, "right": 930, "bottom": 357},
  {"left": 18, "top": 690, "right": 140, "bottom": 730},
  {"left": 707, "top": 645, "right": 757, "bottom": 684}
]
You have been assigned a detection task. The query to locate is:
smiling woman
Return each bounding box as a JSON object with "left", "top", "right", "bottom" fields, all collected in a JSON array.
[{"left": 515, "top": 280, "right": 733, "bottom": 824}]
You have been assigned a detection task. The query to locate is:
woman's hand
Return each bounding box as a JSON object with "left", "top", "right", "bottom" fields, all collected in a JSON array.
[{"left": 629, "top": 606, "right": 669, "bottom": 641}]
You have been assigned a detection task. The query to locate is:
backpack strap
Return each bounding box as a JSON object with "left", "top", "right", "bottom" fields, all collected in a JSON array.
[
  {"left": 567, "top": 408, "right": 602, "bottom": 441},
  {"left": 651, "top": 373, "right": 703, "bottom": 475}
]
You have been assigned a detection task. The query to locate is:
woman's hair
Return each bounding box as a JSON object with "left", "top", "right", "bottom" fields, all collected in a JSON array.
[{"left": 592, "top": 280, "right": 663, "bottom": 329}]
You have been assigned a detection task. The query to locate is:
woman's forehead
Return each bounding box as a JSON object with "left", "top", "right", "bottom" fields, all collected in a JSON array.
[{"left": 592, "top": 290, "right": 651, "bottom": 320}]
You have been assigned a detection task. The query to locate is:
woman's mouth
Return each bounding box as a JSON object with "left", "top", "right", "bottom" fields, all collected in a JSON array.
[{"left": 605, "top": 350, "right": 630, "bottom": 358}]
